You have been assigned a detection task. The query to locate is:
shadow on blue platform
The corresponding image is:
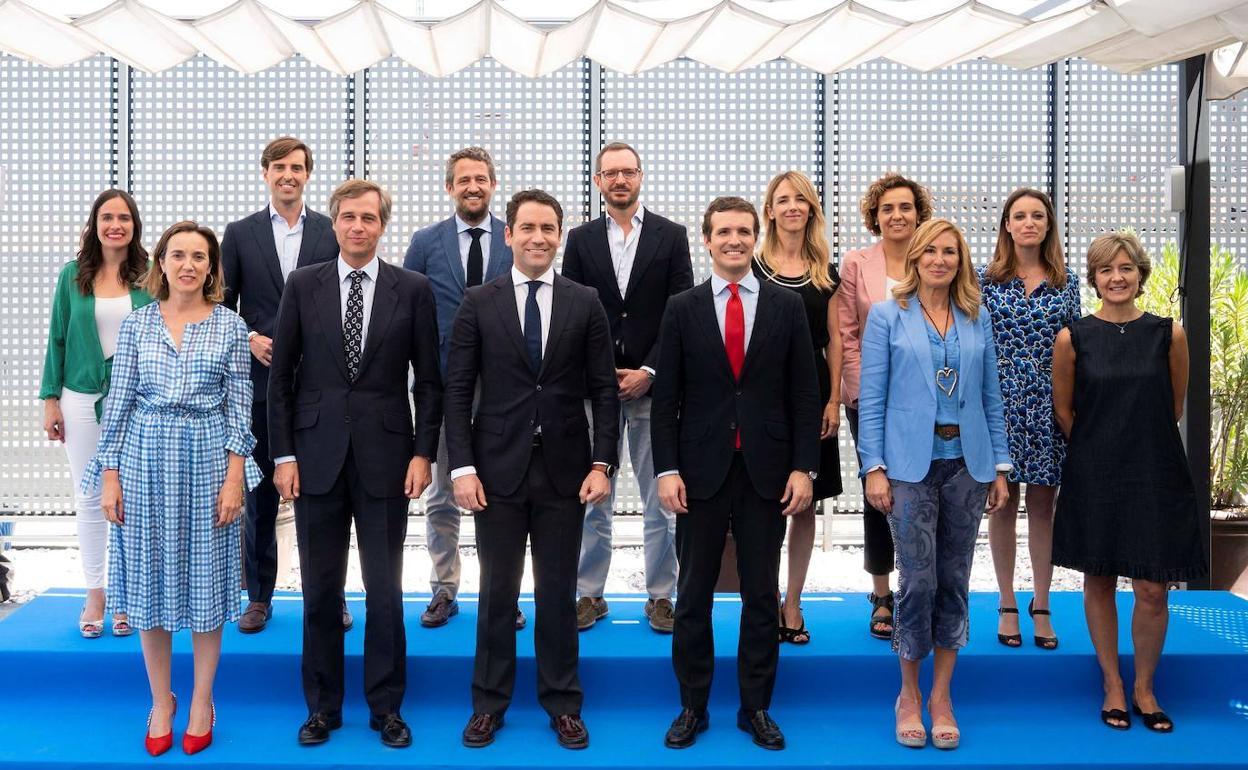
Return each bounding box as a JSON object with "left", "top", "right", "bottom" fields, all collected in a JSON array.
[{"left": 1, "top": 590, "right": 1245, "bottom": 769}]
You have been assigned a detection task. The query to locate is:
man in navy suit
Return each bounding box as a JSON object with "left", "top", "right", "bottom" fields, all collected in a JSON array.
[
  {"left": 402, "top": 147, "right": 516, "bottom": 629},
  {"left": 652, "top": 196, "right": 820, "bottom": 751},
  {"left": 562, "top": 142, "right": 693, "bottom": 633},
  {"left": 222, "top": 136, "right": 344, "bottom": 634}
]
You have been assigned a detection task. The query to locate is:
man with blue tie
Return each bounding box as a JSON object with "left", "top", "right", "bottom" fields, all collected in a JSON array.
[
  {"left": 445, "top": 190, "right": 619, "bottom": 750},
  {"left": 403, "top": 147, "right": 517, "bottom": 629},
  {"left": 652, "top": 197, "right": 820, "bottom": 751},
  {"left": 221, "top": 136, "right": 346, "bottom": 634}
]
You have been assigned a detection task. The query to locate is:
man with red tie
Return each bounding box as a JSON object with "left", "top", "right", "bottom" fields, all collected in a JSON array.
[{"left": 651, "top": 196, "right": 820, "bottom": 751}]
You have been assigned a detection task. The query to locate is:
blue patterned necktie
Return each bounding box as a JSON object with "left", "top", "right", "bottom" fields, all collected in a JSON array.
[
  {"left": 524, "top": 280, "right": 542, "bottom": 375},
  {"left": 343, "top": 270, "right": 366, "bottom": 381}
]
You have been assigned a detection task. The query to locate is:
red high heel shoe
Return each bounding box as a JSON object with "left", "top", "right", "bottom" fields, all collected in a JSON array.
[
  {"left": 182, "top": 702, "right": 216, "bottom": 755},
  {"left": 145, "top": 693, "right": 177, "bottom": 756}
]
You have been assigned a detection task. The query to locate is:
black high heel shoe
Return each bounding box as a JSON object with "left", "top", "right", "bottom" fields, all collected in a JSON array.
[
  {"left": 996, "top": 606, "right": 1021, "bottom": 647},
  {"left": 1133, "top": 701, "right": 1173, "bottom": 732},
  {"left": 1027, "top": 598, "right": 1059, "bottom": 650}
]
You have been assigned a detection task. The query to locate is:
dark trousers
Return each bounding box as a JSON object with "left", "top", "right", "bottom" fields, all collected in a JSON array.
[
  {"left": 294, "top": 445, "right": 408, "bottom": 718},
  {"left": 473, "top": 445, "right": 584, "bottom": 718},
  {"left": 673, "top": 453, "right": 787, "bottom": 712},
  {"left": 244, "top": 398, "right": 279, "bottom": 604},
  {"left": 846, "top": 405, "right": 895, "bottom": 576}
]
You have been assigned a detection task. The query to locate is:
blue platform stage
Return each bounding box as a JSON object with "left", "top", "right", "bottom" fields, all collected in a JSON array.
[{"left": 0, "top": 590, "right": 1245, "bottom": 769}]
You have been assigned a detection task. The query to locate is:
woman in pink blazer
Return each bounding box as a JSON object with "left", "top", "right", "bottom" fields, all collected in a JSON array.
[{"left": 836, "top": 173, "right": 932, "bottom": 640}]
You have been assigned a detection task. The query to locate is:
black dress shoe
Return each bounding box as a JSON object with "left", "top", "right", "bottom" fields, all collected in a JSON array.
[
  {"left": 297, "top": 712, "right": 342, "bottom": 745},
  {"left": 369, "top": 713, "right": 412, "bottom": 748},
  {"left": 462, "top": 712, "right": 504, "bottom": 748},
  {"left": 550, "top": 714, "right": 589, "bottom": 749},
  {"left": 664, "top": 708, "right": 709, "bottom": 749},
  {"left": 737, "top": 708, "right": 785, "bottom": 750}
]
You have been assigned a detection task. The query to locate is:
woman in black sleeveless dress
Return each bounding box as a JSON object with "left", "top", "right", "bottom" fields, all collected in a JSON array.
[
  {"left": 754, "top": 170, "right": 843, "bottom": 645},
  {"left": 1051, "top": 232, "right": 1206, "bottom": 734}
]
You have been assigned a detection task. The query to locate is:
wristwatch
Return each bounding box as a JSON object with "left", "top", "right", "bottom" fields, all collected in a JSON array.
[
  {"left": 806, "top": 471, "right": 819, "bottom": 481},
  {"left": 247, "top": 330, "right": 259, "bottom": 341},
  {"left": 592, "top": 462, "right": 617, "bottom": 478}
]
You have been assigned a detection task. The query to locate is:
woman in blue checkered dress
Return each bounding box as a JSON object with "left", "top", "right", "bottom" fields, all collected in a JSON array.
[{"left": 84, "top": 221, "right": 260, "bottom": 755}]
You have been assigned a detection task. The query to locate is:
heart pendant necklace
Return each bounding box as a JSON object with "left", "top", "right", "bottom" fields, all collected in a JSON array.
[{"left": 921, "top": 301, "right": 958, "bottom": 398}]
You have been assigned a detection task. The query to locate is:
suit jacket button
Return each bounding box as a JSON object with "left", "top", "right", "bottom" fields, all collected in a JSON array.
[
  {"left": 536, "top": 385, "right": 542, "bottom": 392},
  {"left": 960, "top": 400, "right": 966, "bottom": 407},
  {"left": 344, "top": 416, "right": 352, "bottom": 424},
  {"left": 729, "top": 421, "right": 737, "bottom": 430},
  {"left": 735, "top": 390, "right": 742, "bottom": 396},
  {"left": 621, "top": 311, "right": 628, "bottom": 318}
]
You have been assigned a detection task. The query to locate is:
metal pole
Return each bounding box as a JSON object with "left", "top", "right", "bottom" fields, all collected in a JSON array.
[
  {"left": 1178, "top": 55, "right": 1211, "bottom": 589},
  {"left": 116, "top": 62, "right": 131, "bottom": 192},
  {"left": 588, "top": 59, "right": 602, "bottom": 222},
  {"left": 352, "top": 70, "right": 367, "bottom": 179},
  {"left": 1049, "top": 60, "right": 1068, "bottom": 244}
]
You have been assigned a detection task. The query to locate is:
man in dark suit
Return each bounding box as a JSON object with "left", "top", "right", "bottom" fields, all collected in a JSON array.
[
  {"left": 652, "top": 196, "right": 820, "bottom": 752},
  {"left": 402, "top": 147, "right": 515, "bottom": 630},
  {"left": 445, "top": 190, "right": 618, "bottom": 751},
  {"left": 269, "top": 179, "right": 442, "bottom": 749},
  {"left": 221, "top": 136, "right": 346, "bottom": 634},
  {"left": 562, "top": 142, "right": 693, "bottom": 634}
]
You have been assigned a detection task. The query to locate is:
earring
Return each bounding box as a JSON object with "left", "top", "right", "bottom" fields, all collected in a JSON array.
[{"left": 205, "top": 274, "right": 214, "bottom": 289}]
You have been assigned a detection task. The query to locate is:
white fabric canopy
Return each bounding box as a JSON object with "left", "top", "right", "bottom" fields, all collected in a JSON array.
[{"left": 1, "top": 0, "right": 1246, "bottom": 96}]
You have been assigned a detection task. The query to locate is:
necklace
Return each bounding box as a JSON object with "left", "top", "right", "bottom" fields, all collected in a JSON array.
[{"left": 920, "top": 300, "right": 957, "bottom": 398}]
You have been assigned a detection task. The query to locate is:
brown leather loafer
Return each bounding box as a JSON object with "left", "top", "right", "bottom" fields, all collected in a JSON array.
[
  {"left": 516, "top": 607, "right": 527, "bottom": 630},
  {"left": 551, "top": 714, "right": 589, "bottom": 749},
  {"left": 462, "top": 713, "right": 504, "bottom": 748},
  {"left": 342, "top": 601, "right": 354, "bottom": 632},
  {"left": 239, "top": 602, "right": 272, "bottom": 634}
]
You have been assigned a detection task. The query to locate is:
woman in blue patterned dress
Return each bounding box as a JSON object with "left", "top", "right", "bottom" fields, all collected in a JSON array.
[
  {"left": 84, "top": 221, "right": 261, "bottom": 756},
  {"left": 978, "top": 189, "right": 1080, "bottom": 650}
]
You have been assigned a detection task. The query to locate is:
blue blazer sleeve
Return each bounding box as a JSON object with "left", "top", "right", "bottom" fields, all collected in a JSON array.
[
  {"left": 978, "top": 310, "right": 1011, "bottom": 467},
  {"left": 856, "top": 302, "right": 891, "bottom": 475},
  {"left": 403, "top": 229, "right": 426, "bottom": 273}
]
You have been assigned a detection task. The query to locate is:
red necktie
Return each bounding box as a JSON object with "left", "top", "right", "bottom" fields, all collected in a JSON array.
[{"left": 725, "top": 283, "right": 745, "bottom": 448}]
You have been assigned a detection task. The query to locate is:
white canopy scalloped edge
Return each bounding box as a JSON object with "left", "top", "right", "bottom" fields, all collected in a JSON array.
[{"left": 0, "top": 0, "right": 1245, "bottom": 98}]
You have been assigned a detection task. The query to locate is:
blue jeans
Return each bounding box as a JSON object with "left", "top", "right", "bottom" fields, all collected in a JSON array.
[{"left": 887, "top": 459, "right": 987, "bottom": 661}]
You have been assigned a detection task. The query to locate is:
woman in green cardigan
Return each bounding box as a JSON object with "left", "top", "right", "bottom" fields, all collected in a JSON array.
[{"left": 41, "top": 189, "right": 153, "bottom": 637}]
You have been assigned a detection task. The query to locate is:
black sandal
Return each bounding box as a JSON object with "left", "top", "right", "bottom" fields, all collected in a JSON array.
[
  {"left": 1133, "top": 701, "right": 1173, "bottom": 732},
  {"left": 1028, "top": 598, "right": 1059, "bottom": 650},
  {"left": 997, "top": 606, "right": 1022, "bottom": 647},
  {"left": 778, "top": 606, "right": 811, "bottom": 644},
  {"left": 1100, "top": 708, "right": 1131, "bottom": 730},
  {"left": 868, "top": 592, "right": 894, "bottom": 640}
]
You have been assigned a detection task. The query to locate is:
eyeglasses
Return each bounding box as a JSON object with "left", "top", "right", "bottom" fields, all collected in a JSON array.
[{"left": 597, "top": 168, "right": 640, "bottom": 181}]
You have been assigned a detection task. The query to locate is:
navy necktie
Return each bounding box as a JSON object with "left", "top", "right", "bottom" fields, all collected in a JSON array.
[
  {"left": 524, "top": 280, "right": 543, "bottom": 375},
  {"left": 466, "top": 227, "right": 485, "bottom": 287},
  {"left": 343, "top": 270, "right": 366, "bottom": 381}
]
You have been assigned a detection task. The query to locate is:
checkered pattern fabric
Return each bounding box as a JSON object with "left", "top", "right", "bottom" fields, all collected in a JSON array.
[{"left": 83, "top": 303, "right": 262, "bottom": 632}]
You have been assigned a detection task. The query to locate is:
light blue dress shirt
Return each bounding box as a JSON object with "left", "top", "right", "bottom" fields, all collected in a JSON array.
[
  {"left": 268, "top": 202, "right": 306, "bottom": 281},
  {"left": 455, "top": 213, "right": 494, "bottom": 277}
]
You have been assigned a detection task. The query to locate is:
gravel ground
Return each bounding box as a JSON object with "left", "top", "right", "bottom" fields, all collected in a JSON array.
[{"left": 0, "top": 542, "right": 1099, "bottom": 614}]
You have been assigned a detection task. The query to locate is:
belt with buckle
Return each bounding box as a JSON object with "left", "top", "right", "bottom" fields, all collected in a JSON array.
[{"left": 934, "top": 424, "right": 960, "bottom": 440}]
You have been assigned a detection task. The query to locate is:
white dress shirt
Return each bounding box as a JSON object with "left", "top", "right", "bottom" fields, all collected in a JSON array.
[
  {"left": 269, "top": 202, "right": 307, "bottom": 281},
  {"left": 449, "top": 264, "right": 556, "bottom": 481},
  {"left": 606, "top": 206, "right": 644, "bottom": 297},
  {"left": 456, "top": 213, "right": 494, "bottom": 278},
  {"left": 274, "top": 254, "right": 380, "bottom": 467}
]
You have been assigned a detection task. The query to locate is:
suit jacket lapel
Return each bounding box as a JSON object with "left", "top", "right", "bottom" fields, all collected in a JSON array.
[
  {"left": 485, "top": 215, "right": 511, "bottom": 281},
  {"left": 356, "top": 263, "right": 397, "bottom": 376},
  {"left": 693, "top": 281, "right": 735, "bottom": 383},
  {"left": 441, "top": 218, "right": 467, "bottom": 291},
  {"left": 312, "top": 264, "right": 350, "bottom": 381},
  {"left": 538, "top": 277, "right": 574, "bottom": 380},
  {"left": 589, "top": 218, "right": 624, "bottom": 305},
  {"left": 249, "top": 210, "right": 284, "bottom": 294},
  {"left": 901, "top": 300, "right": 938, "bottom": 401},
  {"left": 740, "top": 283, "right": 777, "bottom": 380},
  {"left": 295, "top": 211, "right": 324, "bottom": 269},
  {"left": 490, "top": 278, "right": 532, "bottom": 373},
  {"left": 623, "top": 209, "right": 658, "bottom": 300},
  {"left": 953, "top": 306, "right": 976, "bottom": 388}
]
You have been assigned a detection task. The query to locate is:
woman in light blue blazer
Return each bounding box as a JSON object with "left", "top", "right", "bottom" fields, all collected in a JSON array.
[{"left": 858, "top": 219, "right": 1010, "bottom": 750}]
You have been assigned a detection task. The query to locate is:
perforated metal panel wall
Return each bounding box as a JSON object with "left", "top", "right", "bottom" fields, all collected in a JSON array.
[
  {"left": 129, "top": 56, "right": 351, "bottom": 240},
  {"left": 601, "top": 58, "right": 823, "bottom": 511},
  {"left": 367, "top": 57, "right": 591, "bottom": 265},
  {"left": 1064, "top": 61, "right": 1180, "bottom": 265},
  {"left": 1, "top": 55, "right": 116, "bottom": 514},
  {"left": 1211, "top": 90, "right": 1248, "bottom": 267}
]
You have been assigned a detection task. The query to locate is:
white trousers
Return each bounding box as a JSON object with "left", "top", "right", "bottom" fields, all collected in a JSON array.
[{"left": 60, "top": 389, "right": 108, "bottom": 590}]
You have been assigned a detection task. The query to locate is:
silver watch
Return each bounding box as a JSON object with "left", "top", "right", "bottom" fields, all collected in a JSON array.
[{"left": 807, "top": 471, "right": 818, "bottom": 481}]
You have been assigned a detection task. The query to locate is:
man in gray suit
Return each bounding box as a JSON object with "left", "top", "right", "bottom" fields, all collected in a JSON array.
[{"left": 403, "top": 147, "right": 518, "bottom": 628}]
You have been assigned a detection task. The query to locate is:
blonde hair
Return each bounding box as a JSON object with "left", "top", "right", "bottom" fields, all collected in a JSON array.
[
  {"left": 143, "top": 221, "right": 223, "bottom": 303},
  {"left": 1085, "top": 231, "right": 1151, "bottom": 298},
  {"left": 893, "top": 219, "right": 981, "bottom": 320},
  {"left": 329, "top": 178, "right": 392, "bottom": 229},
  {"left": 759, "top": 170, "right": 835, "bottom": 292},
  {"left": 984, "top": 188, "right": 1068, "bottom": 288}
]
